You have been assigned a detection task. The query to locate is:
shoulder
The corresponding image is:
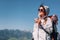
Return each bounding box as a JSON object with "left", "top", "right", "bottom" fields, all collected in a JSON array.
[
  {"left": 48, "top": 14, "right": 58, "bottom": 21},
  {"left": 47, "top": 17, "right": 52, "bottom": 21}
]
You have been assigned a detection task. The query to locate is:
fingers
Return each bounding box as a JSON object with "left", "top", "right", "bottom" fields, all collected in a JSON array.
[{"left": 34, "top": 18, "right": 41, "bottom": 25}]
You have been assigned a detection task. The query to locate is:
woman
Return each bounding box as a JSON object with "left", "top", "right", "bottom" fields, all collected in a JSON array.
[{"left": 32, "top": 5, "right": 53, "bottom": 40}]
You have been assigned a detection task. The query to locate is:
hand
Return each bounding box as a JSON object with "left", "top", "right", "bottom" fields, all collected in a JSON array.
[{"left": 34, "top": 18, "right": 41, "bottom": 25}]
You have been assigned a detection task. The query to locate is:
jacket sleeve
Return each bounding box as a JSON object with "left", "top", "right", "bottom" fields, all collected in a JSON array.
[{"left": 32, "top": 23, "right": 39, "bottom": 40}]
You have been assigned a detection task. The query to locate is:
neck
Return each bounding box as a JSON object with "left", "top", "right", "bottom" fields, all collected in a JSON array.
[{"left": 40, "top": 15, "right": 47, "bottom": 19}]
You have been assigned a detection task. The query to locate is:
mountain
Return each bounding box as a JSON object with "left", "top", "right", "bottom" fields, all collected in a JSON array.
[{"left": 0, "top": 29, "right": 32, "bottom": 40}]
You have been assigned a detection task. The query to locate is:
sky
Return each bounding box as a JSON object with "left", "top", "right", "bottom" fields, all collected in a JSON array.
[{"left": 0, "top": 0, "right": 60, "bottom": 32}]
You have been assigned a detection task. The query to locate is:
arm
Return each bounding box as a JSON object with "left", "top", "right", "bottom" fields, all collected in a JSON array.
[
  {"left": 32, "top": 18, "right": 41, "bottom": 40},
  {"left": 32, "top": 23, "right": 39, "bottom": 40}
]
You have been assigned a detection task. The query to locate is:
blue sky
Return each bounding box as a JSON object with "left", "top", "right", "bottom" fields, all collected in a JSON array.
[{"left": 0, "top": 0, "right": 60, "bottom": 32}]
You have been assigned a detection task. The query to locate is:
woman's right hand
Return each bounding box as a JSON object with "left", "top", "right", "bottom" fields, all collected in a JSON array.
[{"left": 34, "top": 18, "right": 41, "bottom": 25}]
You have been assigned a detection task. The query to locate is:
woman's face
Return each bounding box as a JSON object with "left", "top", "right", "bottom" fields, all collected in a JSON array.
[{"left": 38, "top": 7, "right": 45, "bottom": 18}]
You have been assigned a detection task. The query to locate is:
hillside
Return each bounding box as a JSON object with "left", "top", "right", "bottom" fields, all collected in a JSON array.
[{"left": 0, "top": 29, "right": 32, "bottom": 40}]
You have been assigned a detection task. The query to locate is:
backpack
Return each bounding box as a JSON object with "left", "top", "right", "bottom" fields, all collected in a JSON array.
[{"left": 40, "top": 16, "right": 58, "bottom": 40}]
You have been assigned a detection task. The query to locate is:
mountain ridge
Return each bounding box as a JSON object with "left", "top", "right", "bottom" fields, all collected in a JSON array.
[{"left": 0, "top": 29, "right": 32, "bottom": 40}]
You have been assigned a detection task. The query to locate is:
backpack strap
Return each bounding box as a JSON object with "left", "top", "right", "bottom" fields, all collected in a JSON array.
[{"left": 39, "top": 25, "right": 50, "bottom": 35}]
